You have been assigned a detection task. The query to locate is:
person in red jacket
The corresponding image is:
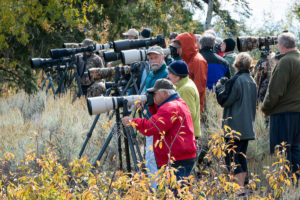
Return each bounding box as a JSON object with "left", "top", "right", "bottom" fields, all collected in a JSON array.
[
  {"left": 170, "top": 32, "right": 208, "bottom": 113},
  {"left": 122, "top": 78, "right": 197, "bottom": 180}
]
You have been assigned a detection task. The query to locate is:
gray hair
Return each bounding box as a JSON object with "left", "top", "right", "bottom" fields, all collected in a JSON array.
[
  {"left": 278, "top": 32, "right": 296, "bottom": 49},
  {"left": 204, "top": 29, "right": 217, "bottom": 39},
  {"left": 234, "top": 52, "right": 252, "bottom": 70},
  {"left": 158, "top": 89, "right": 176, "bottom": 96},
  {"left": 200, "top": 33, "right": 216, "bottom": 48}
]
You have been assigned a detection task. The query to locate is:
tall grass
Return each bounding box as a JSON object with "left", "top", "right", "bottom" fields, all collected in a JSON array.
[
  {"left": 0, "top": 90, "right": 299, "bottom": 199},
  {"left": 0, "top": 91, "right": 118, "bottom": 168}
]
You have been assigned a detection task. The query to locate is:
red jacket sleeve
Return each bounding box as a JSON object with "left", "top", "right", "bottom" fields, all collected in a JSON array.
[
  {"left": 132, "top": 108, "right": 173, "bottom": 136},
  {"left": 188, "top": 55, "right": 208, "bottom": 113}
]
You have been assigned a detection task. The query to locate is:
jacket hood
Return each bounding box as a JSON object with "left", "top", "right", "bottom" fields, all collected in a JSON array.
[{"left": 175, "top": 32, "right": 198, "bottom": 63}]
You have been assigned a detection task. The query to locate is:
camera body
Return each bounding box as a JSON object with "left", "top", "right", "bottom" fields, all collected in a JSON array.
[{"left": 219, "top": 77, "right": 228, "bottom": 85}]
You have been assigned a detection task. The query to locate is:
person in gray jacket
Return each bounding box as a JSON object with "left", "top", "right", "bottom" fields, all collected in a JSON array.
[{"left": 215, "top": 52, "right": 257, "bottom": 196}]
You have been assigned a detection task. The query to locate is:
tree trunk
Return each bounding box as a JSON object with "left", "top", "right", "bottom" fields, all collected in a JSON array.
[{"left": 205, "top": 0, "right": 213, "bottom": 30}]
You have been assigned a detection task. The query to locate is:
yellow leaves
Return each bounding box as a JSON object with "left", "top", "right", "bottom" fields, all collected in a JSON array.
[
  {"left": 179, "top": 136, "right": 184, "bottom": 142},
  {"left": 134, "top": 100, "right": 140, "bottom": 106},
  {"left": 129, "top": 121, "right": 138, "bottom": 128},
  {"left": 4, "top": 152, "right": 15, "bottom": 161},
  {"left": 102, "top": 120, "right": 113, "bottom": 131},
  {"left": 171, "top": 115, "right": 177, "bottom": 123},
  {"left": 178, "top": 116, "right": 183, "bottom": 121},
  {"left": 159, "top": 141, "right": 163, "bottom": 149},
  {"left": 224, "top": 125, "right": 232, "bottom": 133},
  {"left": 154, "top": 140, "right": 159, "bottom": 148},
  {"left": 157, "top": 117, "right": 165, "bottom": 125}
]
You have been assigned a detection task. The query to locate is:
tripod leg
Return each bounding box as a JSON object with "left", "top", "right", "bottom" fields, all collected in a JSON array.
[
  {"left": 79, "top": 114, "right": 101, "bottom": 158},
  {"left": 55, "top": 65, "right": 70, "bottom": 95},
  {"left": 40, "top": 78, "right": 47, "bottom": 91},
  {"left": 73, "top": 65, "right": 83, "bottom": 97},
  {"left": 129, "top": 127, "right": 144, "bottom": 164},
  {"left": 118, "top": 136, "right": 123, "bottom": 170},
  {"left": 92, "top": 125, "right": 116, "bottom": 167},
  {"left": 123, "top": 126, "right": 132, "bottom": 173},
  {"left": 124, "top": 127, "right": 140, "bottom": 172}
]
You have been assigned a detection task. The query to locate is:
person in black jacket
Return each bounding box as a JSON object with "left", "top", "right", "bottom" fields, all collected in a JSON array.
[
  {"left": 215, "top": 52, "right": 257, "bottom": 196},
  {"left": 199, "top": 33, "right": 230, "bottom": 90}
]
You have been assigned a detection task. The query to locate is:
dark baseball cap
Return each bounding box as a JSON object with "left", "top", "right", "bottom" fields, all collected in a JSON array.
[{"left": 147, "top": 78, "right": 176, "bottom": 93}]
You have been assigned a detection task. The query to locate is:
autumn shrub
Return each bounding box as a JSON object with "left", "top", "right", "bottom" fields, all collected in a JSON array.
[{"left": 1, "top": 90, "right": 299, "bottom": 199}]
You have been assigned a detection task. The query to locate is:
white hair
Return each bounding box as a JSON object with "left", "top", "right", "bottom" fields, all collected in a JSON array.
[
  {"left": 158, "top": 89, "right": 176, "bottom": 96},
  {"left": 278, "top": 32, "right": 296, "bottom": 49}
]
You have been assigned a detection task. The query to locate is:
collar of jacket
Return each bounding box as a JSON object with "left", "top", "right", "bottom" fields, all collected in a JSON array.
[
  {"left": 235, "top": 69, "right": 250, "bottom": 75},
  {"left": 200, "top": 47, "right": 214, "bottom": 53},
  {"left": 276, "top": 49, "right": 299, "bottom": 60},
  {"left": 157, "top": 93, "right": 180, "bottom": 108},
  {"left": 153, "top": 63, "right": 166, "bottom": 75},
  {"left": 175, "top": 76, "right": 189, "bottom": 89}
]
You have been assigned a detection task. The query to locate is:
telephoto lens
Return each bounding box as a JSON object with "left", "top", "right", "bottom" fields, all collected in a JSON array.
[
  {"left": 87, "top": 95, "right": 147, "bottom": 115},
  {"left": 237, "top": 36, "right": 278, "bottom": 52},
  {"left": 30, "top": 57, "right": 71, "bottom": 69}
]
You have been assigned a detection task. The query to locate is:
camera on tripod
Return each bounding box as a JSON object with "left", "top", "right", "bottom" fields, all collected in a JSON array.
[
  {"left": 87, "top": 94, "right": 154, "bottom": 115},
  {"left": 50, "top": 42, "right": 113, "bottom": 59},
  {"left": 113, "top": 34, "right": 166, "bottom": 52},
  {"left": 237, "top": 36, "right": 278, "bottom": 52},
  {"left": 30, "top": 57, "right": 72, "bottom": 69},
  {"left": 103, "top": 47, "right": 171, "bottom": 65},
  {"left": 88, "top": 66, "right": 132, "bottom": 82}
]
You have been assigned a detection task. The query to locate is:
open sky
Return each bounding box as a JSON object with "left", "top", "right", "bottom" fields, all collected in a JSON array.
[{"left": 193, "top": 0, "right": 294, "bottom": 31}]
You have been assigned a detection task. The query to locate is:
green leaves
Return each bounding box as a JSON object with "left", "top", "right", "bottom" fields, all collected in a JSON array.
[{"left": 0, "top": 0, "right": 101, "bottom": 94}]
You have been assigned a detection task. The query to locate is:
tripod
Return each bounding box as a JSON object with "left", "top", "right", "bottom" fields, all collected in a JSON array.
[
  {"left": 79, "top": 63, "right": 149, "bottom": 172},
  {"left": 55, "top": 54, "right": 83, "bottom": 97},
  {"left": 253, "top": 46, "right": 272, "bottom": 102},
  {"left": 40, "top": 69, "right": 56, "bottom": 95}
]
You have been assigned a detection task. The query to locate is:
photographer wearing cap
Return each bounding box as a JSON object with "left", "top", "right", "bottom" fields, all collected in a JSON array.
[
  {"left": 262, "top": 32, "right": 300, "bottom": 178},
  {"left": 167, "top": 60, "right": 201, "bottom": 138},
  {"left": 78, "top": 38, "right": 105, "bottom": 97},
  {"left": 171, "top": 32, "right": 208, "bottom": 113},
  {"left": 122, "top": 28, "right": 139, "bottom": 40},
  {"left": 141, "top": 45, "right": 168, "bottom": 188},
  {"left": 122, "top": 78, "right": 197, "bottom": 181},
  {"left": 215, "top": 52, "right": 257, "bottom": 195}
]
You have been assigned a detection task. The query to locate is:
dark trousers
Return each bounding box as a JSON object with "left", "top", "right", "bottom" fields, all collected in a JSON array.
[
  {"left": 172, "top": 159, "right": 195, "bottom": 180},
  {"left": 270, "top": 112, "right": 300, "bottom": 175},
  {"left": 225, "top": 139, "right": 249, "bottom": 174}
]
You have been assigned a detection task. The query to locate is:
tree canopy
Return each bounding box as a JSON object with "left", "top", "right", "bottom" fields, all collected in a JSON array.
[{"left": 2, "top": 0, "right": 297, "bottom": 95}]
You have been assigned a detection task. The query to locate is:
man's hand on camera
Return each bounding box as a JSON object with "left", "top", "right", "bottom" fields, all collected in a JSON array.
[
  {"left": 122, "top": 116, "right": 133, "bottom": 127},
  {"left": 216, "top": 79, "right": 221, "bottom": 87}
]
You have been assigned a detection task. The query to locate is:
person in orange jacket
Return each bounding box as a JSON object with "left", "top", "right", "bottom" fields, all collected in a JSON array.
[{"left": 170, "top": 32, "right": 208, "bottom": 113}]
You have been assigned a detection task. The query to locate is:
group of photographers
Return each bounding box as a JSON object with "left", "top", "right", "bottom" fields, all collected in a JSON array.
[{"left": 71, "top": 28, "right": 299, "bottom": 195}]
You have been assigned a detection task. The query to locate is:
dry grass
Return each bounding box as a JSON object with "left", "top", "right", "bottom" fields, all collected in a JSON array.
[
  {"left": 0, "top": 91, "right": 119, "bottom": 169},
  {"left": 1, "top": 90, "right": 299, "bottom": 199}
]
